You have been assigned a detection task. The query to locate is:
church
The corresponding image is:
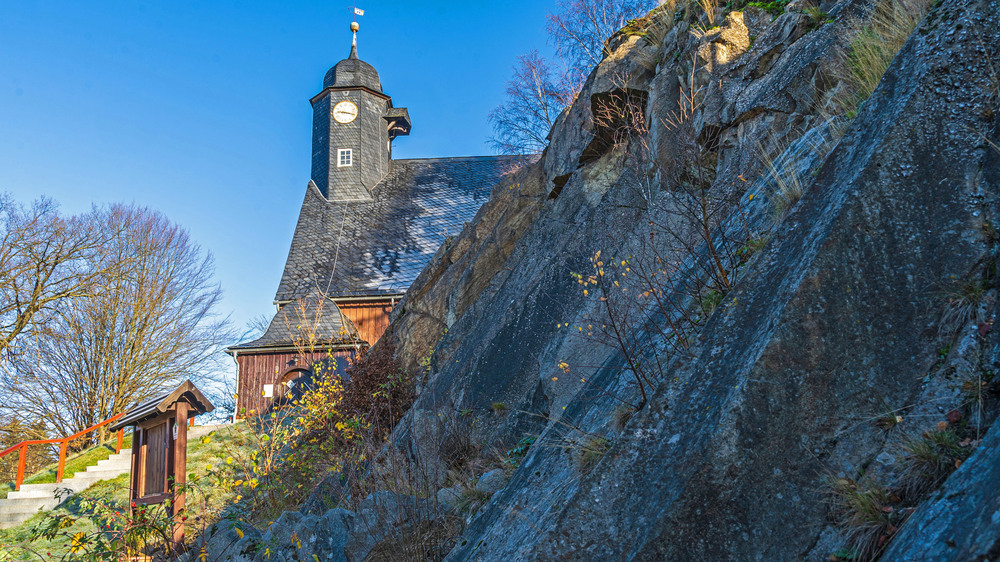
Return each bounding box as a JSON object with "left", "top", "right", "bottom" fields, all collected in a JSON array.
[{"left": 226, "top": 24, "right": 516, "bottom": 415}]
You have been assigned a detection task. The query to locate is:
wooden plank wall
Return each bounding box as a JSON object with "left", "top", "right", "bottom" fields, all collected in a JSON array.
[
  {"left": 143, "top": 421, "right": 168, "bottom": 496},
  {"left": 338, "top": 299, "right": 394, "bottom": 346},
  {"left": 235, "top": 349, "right": 355, "bottom": 416}
]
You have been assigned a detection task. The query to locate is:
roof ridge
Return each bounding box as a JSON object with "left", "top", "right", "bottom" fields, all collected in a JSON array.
[{"left": 391, "top": 154, "right": 525, "bottom": 163}]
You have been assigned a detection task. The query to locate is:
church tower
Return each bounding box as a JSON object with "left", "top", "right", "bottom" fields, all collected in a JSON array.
[
  {"left": 309, "top": 22, "right": 411, "bottom": 201},
  {"left": 228, "top": 20, "right": 515, "bottom": 418}
]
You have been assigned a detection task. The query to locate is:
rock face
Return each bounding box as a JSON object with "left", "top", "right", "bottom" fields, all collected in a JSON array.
[
  {"left": 197, "top": 0, "right": 1000, "bottom": 558},
  {"left": 388, "top": 0, "right": 1000, "bottom": 558}
]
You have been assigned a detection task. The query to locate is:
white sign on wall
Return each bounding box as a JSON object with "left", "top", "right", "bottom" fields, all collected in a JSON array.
[{"left": 263, "top": 384, "right": 274, "bottom": 398}]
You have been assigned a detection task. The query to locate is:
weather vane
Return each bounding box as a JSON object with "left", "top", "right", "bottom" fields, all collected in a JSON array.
[{"left": 350, "top": 5, "right": 364, "bottom": 37}]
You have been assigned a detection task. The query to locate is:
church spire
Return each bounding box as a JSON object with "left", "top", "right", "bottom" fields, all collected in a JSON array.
[{"left": 349, "top": 22, "right": 359, "bottom": 60}]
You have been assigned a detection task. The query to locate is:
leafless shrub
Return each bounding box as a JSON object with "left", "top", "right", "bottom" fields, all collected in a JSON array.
[
  {"left": 548, "top": 0, "right": 662, "bottom": 77},
  {"left": 566, "top": 62, "right": 763, "bottom": 410}
]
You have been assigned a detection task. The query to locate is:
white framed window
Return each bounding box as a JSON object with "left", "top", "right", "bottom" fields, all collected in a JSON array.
[{"left": 338, "top": 149, "right": 353, "bottom": 167}]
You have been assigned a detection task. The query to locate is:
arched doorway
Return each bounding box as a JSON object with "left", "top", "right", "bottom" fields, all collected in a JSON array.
[{"left": 274, "top": 366, "right": 312, "bottom": 404}]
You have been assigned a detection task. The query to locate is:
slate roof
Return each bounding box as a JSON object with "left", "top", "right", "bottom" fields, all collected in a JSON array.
[
  {"left": 324, "top": 44, "right": 382, "bottom": 92},
  {"left": 228, "top": 293, "right": 359, "bottom": 351},
  {"left": 274, "top": 155, "right": 518, "bottom": 302}
]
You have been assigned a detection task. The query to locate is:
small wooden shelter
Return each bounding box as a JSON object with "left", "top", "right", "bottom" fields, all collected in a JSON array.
[{"left": 110, "top": 380, "right": 213, "bottom": 548}]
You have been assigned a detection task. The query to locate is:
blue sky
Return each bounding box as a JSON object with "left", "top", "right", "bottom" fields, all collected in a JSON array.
[{"left": 0, "top": 1, "right": 558, "bottom": 343}]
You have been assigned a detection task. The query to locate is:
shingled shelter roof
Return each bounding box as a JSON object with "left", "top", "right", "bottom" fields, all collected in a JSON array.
[
  {"left": 274, "top": 155, "right": 517, "bottom": 302},
  {"left": 228, "top": 293, "right": 359, "bottom": 352}
]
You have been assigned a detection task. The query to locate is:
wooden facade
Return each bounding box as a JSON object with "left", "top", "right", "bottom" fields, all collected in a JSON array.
[
  {"left": 138, "top": 420, "right": 169, "bottom": 497},
  {"left": 336, "top": 298, "right": 395, "bottom": 347},
  {"left": 233, "top": 348, "right": 356, "bottom": 416}
]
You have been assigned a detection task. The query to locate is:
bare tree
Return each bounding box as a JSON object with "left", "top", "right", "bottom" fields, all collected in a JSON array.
[
  {"left": 0, "top": 415, "right": 51, "bottom": 482},
  {"left": 547, "top": 0, "right": 660, "bottom": 78},
  {"left": 3, "top": 205, "right": 232, "bottom": 443},
  {"left": 0, "top": 195, "right": 115, "bottom": 356},
  {"left": 489, "top": 0, "right": 661, "bottom": 154},
  {"left": 488, "top": 51, "right": 567, "bottom": 155}
]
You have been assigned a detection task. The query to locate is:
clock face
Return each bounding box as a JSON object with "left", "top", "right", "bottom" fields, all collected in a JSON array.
[{"left": 333, "top": 101, "right": 358, "bottom": 124}]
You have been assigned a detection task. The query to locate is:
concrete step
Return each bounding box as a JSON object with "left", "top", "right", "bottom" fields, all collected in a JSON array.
[
  {"left": 7, "top": 487, "right": 67, "bottom": 499},
  {"left": 0, "top": 455, "right": 134, "bottom": 528},
  {"left": 0, "top": 498, "right": 59, "bottom": 513},
  {"left": 10, "top": 482, "right": 63, "bottom": 495},
  {"left": 1, "top": 505, "right": 54, "bottom": 516},
  {"left": 0, "top": 510, "right": 45, "bottom": 526},
  {"left": 63, "top": 475, "right": 110, "bottom": 488},
  {"left": 82, "top": 465, "right": 129, "bottom": 477},
  {"left": 96, "top": 454, "right": 130, "bottom": 462},
  {"left": 0, "top": 496, "right": 59, "bottom": 528},
  {"left": 87, "top": 461, "right": 129, "bottom": 473}
]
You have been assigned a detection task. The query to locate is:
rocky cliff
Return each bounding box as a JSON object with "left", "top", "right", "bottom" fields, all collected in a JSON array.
[{"left": 193, "top": 0, "right": 1000, "bottom": 558}]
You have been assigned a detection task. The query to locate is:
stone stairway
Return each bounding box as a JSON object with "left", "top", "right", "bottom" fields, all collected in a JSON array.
[{"left": 0, "top": 451, "right": 133, "bottom": 529}]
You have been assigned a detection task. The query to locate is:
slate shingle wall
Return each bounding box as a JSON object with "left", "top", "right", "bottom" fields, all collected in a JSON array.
[
  {"left": 310, "top": 95, "right": 331, "bottom": 197},
  {"left": 317, "top": 89, "right": 390, "bottom": 201}
]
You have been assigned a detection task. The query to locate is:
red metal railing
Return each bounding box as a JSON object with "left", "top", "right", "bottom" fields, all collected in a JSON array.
[{"left": 0, "top": 412, "right": 126, "bottom": 491}]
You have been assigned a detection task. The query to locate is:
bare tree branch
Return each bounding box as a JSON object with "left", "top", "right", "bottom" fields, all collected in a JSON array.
[
  {"left": 0, "top": 195, "right": 119, "bottom": 355},
  {"left": 488, "top": 51, "right": 566, "bottom": 155}
]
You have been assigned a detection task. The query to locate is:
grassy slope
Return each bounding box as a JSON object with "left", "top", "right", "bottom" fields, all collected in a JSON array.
[{"left": 0, "top": 423, "right": 250, "bottom": 561}]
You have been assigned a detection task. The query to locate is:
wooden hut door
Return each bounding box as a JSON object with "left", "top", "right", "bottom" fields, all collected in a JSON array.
[{"left": 142, "top": 421, "right": 169, "bottom": 496}]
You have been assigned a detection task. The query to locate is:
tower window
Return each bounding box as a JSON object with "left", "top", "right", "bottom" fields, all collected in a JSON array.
[{"left": 338, "top": 149, "right": 353, "bottom": 167}]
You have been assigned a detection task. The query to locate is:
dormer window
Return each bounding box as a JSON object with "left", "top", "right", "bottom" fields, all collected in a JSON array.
[{"left": 338, "top": 149, "right": 353, "bottom": 167}]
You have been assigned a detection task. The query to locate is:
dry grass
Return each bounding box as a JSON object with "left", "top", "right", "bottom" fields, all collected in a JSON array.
[
  {"left": 576, "top": 435, "right": 612, "bottom": 471},
  {"left": 938, "top": 278, "right": 987, "bottom": 335},
  {"left": 698, "top": 0, "right": 719, "bottom": 27},
  {"left": 624, "top": 0, "right": 679, "bottom": 45},
  {"left": 837, "top": 0, "right": 934, "bottom": 116},
  {"left": 613, "top": 405, "right": 636, "bottom": 430},
  {"left": 758, "top": 140, "right": 809, "bottom": 217},
  {"left": 825, "top": 476, "right": 895, "bottom": 561},
  {"left": 896, "top": 429, "right": 967, "bottom": 500},
  {"left": 627, "top": 0, "right": 680, "bottom": 69}
]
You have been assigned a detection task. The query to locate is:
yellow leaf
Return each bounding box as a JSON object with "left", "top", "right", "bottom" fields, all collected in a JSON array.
[{"left": 70, "top": 532, "right": 86, "bottom": 553}]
